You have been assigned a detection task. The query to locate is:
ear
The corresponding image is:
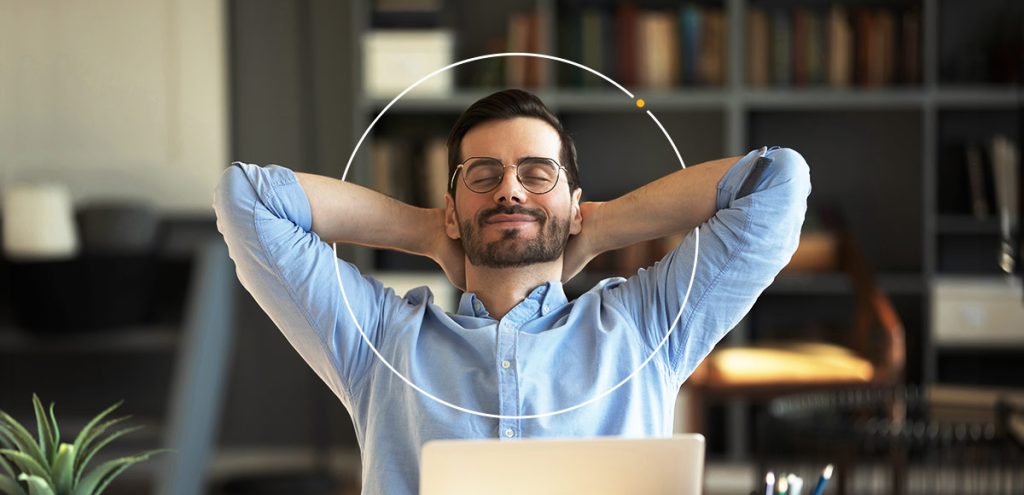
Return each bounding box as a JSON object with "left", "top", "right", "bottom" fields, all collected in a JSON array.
[
  {"left": 569, "top": 187, "right": 583, "bottom": 235},
  {"left": 444, "top": 192, "right": 461, "bottom": 240}
]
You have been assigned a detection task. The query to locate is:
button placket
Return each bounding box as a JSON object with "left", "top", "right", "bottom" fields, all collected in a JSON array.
[{"left": 496, "top": 318, "right": 520, "bottom": 439}]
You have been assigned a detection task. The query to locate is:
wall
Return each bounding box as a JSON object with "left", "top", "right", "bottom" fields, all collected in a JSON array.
[{"left": 0, "top": 0, "right": 228, "bottom": 214}]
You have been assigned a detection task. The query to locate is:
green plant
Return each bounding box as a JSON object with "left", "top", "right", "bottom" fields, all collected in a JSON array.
[{"left": 0, "top": 394, "right": 170, "bottom": 495}]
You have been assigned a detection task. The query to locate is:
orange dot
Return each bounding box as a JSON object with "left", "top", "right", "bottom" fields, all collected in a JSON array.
[{"left": 636, "top": 98, "right": 645, "bottom": 108}]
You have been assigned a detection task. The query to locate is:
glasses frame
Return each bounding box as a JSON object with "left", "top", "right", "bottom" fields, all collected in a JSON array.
[{"left": 450, "top": 156, "right": 567, "bottom": 195}]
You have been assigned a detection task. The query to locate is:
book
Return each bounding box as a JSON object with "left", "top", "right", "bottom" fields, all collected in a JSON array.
[
  {"left": 747, "top": 8, "right": 770, "bottom": 87},
  {"left": 679, "top": 5, "right": 701, "bottom": 85},
  {"left": 616, "top": 3, "right": 639, "bottom": 87},
  {"left": 531, "top": 8, "right": 553, "bottom": 87},
  {"left": 559, "top": 10, "right": 583, "bottom": 87},
  {"left": 806, "top": 9, "right": 825, "bottom": 85},
  {"left": 876, "top": 10, "right": 896, "bottom": 86},
  {"left": 639, "top": 11, "right": 678, "bottom": 89},
  {"left": 699, "top": 8, "right": 725, "bottom": 86},
  {"left": 827, "top": 5, "right": 853, "bottom": 87},
  {"left": 965, "top": 143, "right": 990, "bottom": 219},
  {"left": 771, "top": 10, "right": 792, "bottom": 86},
  {"left": 506, "top": 12, "right": 529, "bottom": 87},
  {"left": 506, "top": 10, "right": 551, "bottom": 88},
  {"left": 792, "top": 8, "right": 810, "bottom": 86},
  {"left": 581, "top": 8, "right": 605, "bottom": 87},
  {"left": 900, "top": 9, "right": 921, "bottom": 85},
  {"left": 854, "top": 9, "right": 869, "bottom": 86},
  {"left": 991, "top": 135, "right": 1020, "bottom": 226},
  {"left": 421, "top": 137, "right": 449, "bottom": 209}
]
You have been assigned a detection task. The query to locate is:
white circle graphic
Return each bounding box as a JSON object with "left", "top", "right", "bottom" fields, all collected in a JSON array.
[{"left": 336, "top": 53, "right": 700, "bottom": 419}]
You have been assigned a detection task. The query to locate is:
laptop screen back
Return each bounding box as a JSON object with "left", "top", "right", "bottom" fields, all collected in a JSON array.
[{"left": 420, "top": 434, "right": 705, "bottom": 495}]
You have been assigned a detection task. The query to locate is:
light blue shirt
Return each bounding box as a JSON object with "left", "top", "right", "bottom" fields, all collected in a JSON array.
[{"left": 213, "top": 146, "right": 810, "bottom": 495}]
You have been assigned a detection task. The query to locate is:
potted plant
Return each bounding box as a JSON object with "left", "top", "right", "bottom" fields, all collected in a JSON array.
[{"left": 0, "top": 394, "right": 169, "bottom": 495}]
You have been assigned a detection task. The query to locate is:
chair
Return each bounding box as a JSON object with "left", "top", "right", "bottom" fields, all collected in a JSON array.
[{"left": 680, "top": 206, "right": 906, "bottom": 440}]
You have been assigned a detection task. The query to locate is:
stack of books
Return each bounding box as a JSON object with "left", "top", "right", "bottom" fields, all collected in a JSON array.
[
  {"left": 747, "top": 5, "right": 921, "bottom": 88},
  {"left": 372, "top": 137, "right": 449, "bottom": 209},
  {"left": 558, "top": 4, "right": 726, "bottom": 89}
]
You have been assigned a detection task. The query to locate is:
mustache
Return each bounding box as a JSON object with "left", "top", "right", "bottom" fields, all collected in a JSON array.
[{"left": 478, "top": 204, "right": 546, "bottom": 226}]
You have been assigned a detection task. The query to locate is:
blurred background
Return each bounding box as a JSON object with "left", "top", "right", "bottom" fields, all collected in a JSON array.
[{"left": 1, "top": 0, "right": 1022, "bottom": 494}]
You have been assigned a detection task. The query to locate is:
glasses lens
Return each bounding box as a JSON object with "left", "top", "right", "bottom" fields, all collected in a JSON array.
[
  {"left": 517, "top": 158, "right": 559, "bottom": 193},
  {"left": 463, "top": 158, "right": 504, "bottom": 192}
]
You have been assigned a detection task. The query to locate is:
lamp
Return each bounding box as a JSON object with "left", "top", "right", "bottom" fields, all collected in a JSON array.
[{"left": 2, "top": 183, "right": 79, "bottom": 261}]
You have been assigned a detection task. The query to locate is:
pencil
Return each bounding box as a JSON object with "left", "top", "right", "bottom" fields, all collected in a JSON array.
[
  {"left": 788, "top": 474, "right": 804, "bottom": 495},
  {"left": 810, "top": 464, "right": 833, "bottom": 495}
]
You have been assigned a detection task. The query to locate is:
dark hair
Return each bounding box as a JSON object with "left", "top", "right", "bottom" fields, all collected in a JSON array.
[{"left": 446, "top": 89, "right": 580, "bottom": 198}]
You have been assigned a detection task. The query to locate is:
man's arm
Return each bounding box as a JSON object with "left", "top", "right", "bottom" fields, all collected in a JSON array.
[
  {"left": 577, "top": 147, "right": 811, "bottom": 382},
  {"left": 562, "top": 155, "right": 742, "bottom": 281},
  {"left": 214, "top": 163, "right": 412, "bottom": 403},
  {"left": 294, "top": 173, "right": 466, "bottom": 289}
]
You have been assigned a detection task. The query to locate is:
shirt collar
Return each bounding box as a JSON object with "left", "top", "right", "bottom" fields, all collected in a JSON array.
[{"left": 456, "top": 280, "right": 568, "bottom": 319}]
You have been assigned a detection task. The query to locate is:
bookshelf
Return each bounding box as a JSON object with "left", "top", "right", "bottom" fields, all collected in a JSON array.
[{"left": 345, "top": 0, "right": 1022, "bottom": 394}]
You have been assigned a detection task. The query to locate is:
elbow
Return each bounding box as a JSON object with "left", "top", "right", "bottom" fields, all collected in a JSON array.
[
  {"left": 766, "top": 147, "right": 812, "bottom": 200},
  {"left": 760, "top": 147, "right": 812, "bottom": 257},
  {"left": 211, "top": 162, "right": 256, "bottom": 238},
  {"left": 212, "top": 163, "right": 249, "bottom": 217}
]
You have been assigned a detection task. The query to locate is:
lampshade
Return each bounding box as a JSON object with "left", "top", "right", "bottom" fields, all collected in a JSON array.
[{"left": 2, "top": 183, "right": 80, "bottom": 260}]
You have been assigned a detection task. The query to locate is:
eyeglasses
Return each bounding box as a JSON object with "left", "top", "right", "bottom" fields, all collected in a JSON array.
[{"left": 450, "top": 156, "right": 566, "bottom": 195}]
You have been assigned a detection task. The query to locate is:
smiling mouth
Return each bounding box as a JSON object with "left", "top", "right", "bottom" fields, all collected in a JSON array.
[{"left": 485, "top": 213, "right": 540, "bottom": 225}]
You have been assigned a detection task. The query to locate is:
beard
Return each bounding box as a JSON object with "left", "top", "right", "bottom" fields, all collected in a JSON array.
[{"left": 458, "top": 204, "right": 571, "bottom": 268}]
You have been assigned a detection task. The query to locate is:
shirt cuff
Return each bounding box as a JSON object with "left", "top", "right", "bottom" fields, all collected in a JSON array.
[
  {"left": 715, "top": 146, "right": 780, "bottom": 210},
  {"left": 230, "top": 162, "right": 314, "bottom": 233}
]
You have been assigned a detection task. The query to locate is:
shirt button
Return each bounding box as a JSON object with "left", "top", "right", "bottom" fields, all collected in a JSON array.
[
  {"left": 543, "top": 305, "right": 549, "bottom": 313},
  {"left": 501, "top": 360, "right": 511, "bottom": 369},
  {"left": 504, "top": 428, "right": 515, "bottom": 438}
]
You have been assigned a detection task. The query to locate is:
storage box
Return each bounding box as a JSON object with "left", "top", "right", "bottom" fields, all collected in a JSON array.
[
  {"left": 363, "top": 30, "right": 453, "bottom": 99},
  {"left": 932, "top": 277, "right": 1024, "bottom": 347}
]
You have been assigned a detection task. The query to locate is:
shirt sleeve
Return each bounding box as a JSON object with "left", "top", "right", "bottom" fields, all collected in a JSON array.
[
  {"left": 605, "top": 146, "right": 812, "bottom": 383},
  {"left": 212, "top": 162, "right": 393, "bottom": 404}
]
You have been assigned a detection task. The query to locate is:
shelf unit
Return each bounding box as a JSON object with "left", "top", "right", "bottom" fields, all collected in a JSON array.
[
  {"left": 343, "top": 0, "right": 1020, "bottom": 393},
  {"left": 0, "top": 234, "right": 235, "bottom": 495}
]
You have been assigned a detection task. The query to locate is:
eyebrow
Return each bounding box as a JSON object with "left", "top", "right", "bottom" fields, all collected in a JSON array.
[{"left": 466, "top": 155, "right": 553, "bottom": 162}]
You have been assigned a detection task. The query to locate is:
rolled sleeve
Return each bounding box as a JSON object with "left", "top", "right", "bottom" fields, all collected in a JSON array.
[
  {"left": 607, "top": 146, "right": 811, "bottom": 383},
  {"left": 213, "top": 162, "right": 391, "bottom": 405}
]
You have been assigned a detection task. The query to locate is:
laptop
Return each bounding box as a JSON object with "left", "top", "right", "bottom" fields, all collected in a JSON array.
[{"left": 420, "top": 434, "right": 705, "bottom": 495}]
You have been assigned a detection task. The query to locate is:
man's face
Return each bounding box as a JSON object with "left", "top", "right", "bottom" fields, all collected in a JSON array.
[{"left": 444, "top": 117, "right": 582, "bottom": 268}]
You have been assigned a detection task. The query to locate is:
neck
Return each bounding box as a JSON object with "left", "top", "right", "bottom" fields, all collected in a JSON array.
[{"left": 464, "top": 259, "right": 562, "bottom": 319}]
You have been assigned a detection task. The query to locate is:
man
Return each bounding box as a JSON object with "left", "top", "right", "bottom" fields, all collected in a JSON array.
[{"left": 213, "top": 89, "right": 810, "bottom": 494}]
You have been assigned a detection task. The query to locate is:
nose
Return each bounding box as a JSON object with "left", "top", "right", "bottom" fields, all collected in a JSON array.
[{"left": 491, "top": 166, "right": 526, "bottom": 204}]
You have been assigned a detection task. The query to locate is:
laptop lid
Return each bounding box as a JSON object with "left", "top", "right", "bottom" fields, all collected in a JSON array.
[{"left": 420, "top": 434, "right": 705, "bottom": 495}]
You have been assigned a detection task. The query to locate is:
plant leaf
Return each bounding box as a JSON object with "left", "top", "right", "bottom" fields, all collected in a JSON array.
[
  {"left": 72, "top": 425, "right": 142, "bottom": 487},
  {"left": 49, "top": 444, "right": 74, "bottom": 495},
  {"left": 30, "top": 396, "right": 54, "bottom": 467},
  {"left": 0, "top": 451, "right": 51, "bottom": 488},
  {"left": 72, "top": 450, "right": 168, "bottom": 495},
  {"left": 14, "top": 475, "right": 52, "bottom": 495},
  {"left": 69, "top": 402, "right": 126, "bottom": 477},
  {"left": 0, "top": 453, "right": 15, "bottom": 478},
  {"left": 45, "top": 406, "right": 58, "bottom": 461},
  {"left": 0, "top": 473, "right": 28, "bottom": 495},
  {"left": 0, "top": 414, "right": 46, "bottom": 468},
  {"left": 82, "top": 463, "right": 130, "bottom": 495}
]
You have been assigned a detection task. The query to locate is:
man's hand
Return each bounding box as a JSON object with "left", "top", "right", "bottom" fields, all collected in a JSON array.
[
  {"left": 561, "top": 201, "right": 604, "bottom": 283},
  {"left": 427, "top": 209, "right": 467, "bottom": 291}
]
